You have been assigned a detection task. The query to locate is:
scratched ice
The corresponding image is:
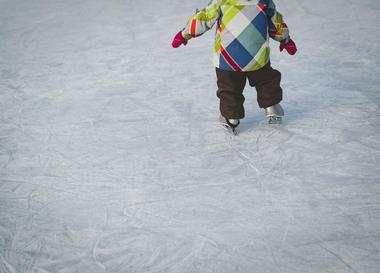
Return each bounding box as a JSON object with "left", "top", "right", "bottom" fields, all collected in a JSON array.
[{"left": 1, "top": 0, "right": 380, "bottom": 272}]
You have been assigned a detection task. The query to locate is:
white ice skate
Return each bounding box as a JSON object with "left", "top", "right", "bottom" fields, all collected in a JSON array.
[
  {"left": 219, "top": 115, "right": 240, "bottom": 135},
  {"left": 265, "top": 103, "right": 284, "bottom": 124}
]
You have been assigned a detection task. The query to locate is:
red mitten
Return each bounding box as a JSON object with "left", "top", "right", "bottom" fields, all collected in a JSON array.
[
  {"left": 280, "top": 38, "right": 297, "bottom": 55},
  {"left": 171, "top": 31, "right": 188, "bottom": 48}
]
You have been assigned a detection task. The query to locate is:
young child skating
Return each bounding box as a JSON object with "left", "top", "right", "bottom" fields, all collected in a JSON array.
[{"left": 171, "top": 0, "right": 297, "bottom": 134}]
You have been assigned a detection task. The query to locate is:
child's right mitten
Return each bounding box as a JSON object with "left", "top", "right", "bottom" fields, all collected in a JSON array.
[
  {"left": 280, "top": 38, "right": 297, "bottom": 55},
  {"left": 171, "top": 31, "right": 188, "bottom": 48}
]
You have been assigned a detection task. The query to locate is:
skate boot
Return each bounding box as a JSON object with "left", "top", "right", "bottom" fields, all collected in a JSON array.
[
  {"left": 265, "top": 103, "right": 284, "bottom": 124},
  {"left": 219, "top": 115, "right": 240, "bottom": 135}
]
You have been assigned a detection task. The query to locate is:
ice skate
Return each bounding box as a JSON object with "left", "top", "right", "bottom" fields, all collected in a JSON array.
[
  {"left": 265, "top": 103, "right": 284, "bottom": 124},
  {"left": 219, "top": 115, "right": 240, "bottom": 135}
]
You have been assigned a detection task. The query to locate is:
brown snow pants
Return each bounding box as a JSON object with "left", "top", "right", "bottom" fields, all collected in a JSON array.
[{"left": 216, "top": 62, "right": 282, "bottom": 119}]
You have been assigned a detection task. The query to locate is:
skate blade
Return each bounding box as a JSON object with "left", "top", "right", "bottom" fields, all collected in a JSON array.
[
  {"left": 220, "top": 124, "right": 238, "bottom": 135},
  {"left": 267, "top": 116, "right": 282, "bottom": 124}
]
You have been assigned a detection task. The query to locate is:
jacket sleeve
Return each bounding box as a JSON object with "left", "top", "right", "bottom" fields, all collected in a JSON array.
[
  {"left": 266, "top": 0, "right": 290, "bottom": 42},
  {"left": 181, "top": 0, "right": 221, "bottom": 40}
]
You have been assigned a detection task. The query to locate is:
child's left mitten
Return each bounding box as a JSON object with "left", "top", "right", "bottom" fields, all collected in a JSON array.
[{"left": 172, "top": 31, "right": 188, "bottom": 48}]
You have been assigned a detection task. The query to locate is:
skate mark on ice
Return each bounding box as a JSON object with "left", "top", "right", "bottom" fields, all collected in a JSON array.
[
  {"left": 93, "top": 229, "right": 194, "bottom": 272},
  {"left": 254, "top": 127, "right": 274, "bottom": 153},
  {"left": 277, "top": 189, "right": 295, "bottom": 253},
  {"left": 0, "top": 225, "right": 17, "bottom": 273},
  {"left": 305, "top": 176, "right": 380, "bottom": 252},
  {"left": 295, "top": 234, "right": 380, "bottom": 249},
  {"left": 0, "top": 255, "right": 16, "bottom": 273},
  {"left": 320, "top": 245, "right": 359, "bottom": 273},
  {"left": 37, "top": 256, "right": 84, "bottom": 273},
  {"left": 224, "top": 133, "right": 261, "bottom": 176},
  {"left": 122, "top": 199, "right": 165, "bottom": 219},
  {"left": 0, "top": 179, "right": 95, "bottom": 201},
  {"left": 0, "top": 150, "right": 14, "bottom": 170}
]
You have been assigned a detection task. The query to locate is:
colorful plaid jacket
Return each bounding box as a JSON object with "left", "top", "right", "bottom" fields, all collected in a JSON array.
[{"left": 182, "top": 0, "right": 290, "bottom": 72}]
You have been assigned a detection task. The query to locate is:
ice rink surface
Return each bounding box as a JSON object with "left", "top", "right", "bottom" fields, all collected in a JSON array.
[{"left": 1, "top": 0, "right": 380, "bottom": 272}]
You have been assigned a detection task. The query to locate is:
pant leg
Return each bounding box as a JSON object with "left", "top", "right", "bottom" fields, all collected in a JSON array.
[
  {"left": 247, "top": 62, "right": 283, "bottom": 109},
  {"left": 216, "top": 68, "right": 247, "bottom": 119}
]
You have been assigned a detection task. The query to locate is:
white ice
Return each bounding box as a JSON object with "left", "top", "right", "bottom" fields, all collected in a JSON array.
[{"left": 1, "top": 0, "right": 380, "bottom": 272}]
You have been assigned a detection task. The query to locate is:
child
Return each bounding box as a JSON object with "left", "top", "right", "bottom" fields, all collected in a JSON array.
[{"left": 171, "top": 0, "right": 297, "bottom": 134}]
